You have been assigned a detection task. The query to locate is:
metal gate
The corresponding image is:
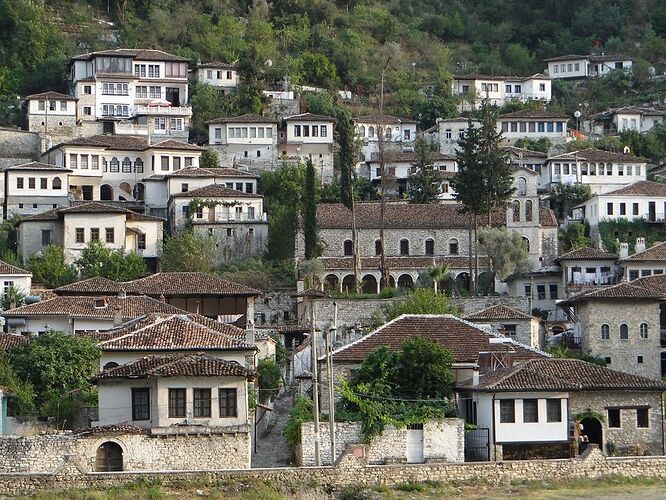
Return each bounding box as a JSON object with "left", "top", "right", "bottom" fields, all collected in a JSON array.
[{"left": 465, "top": 428, "right": 490, "bottom": 462}]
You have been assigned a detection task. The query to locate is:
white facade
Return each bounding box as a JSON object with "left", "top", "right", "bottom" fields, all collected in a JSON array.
[
  {"left": 279, "top": 114, "right": 335, "bottom": 183},
  {"left": 497, "top": 110, "right": 569, "bottom": 146},
  {"left": 545, "top": 54, "right": 633, "bottom": 80},
  {"left": 4, "top": 163, "right": 71, "bottom": 217},
  {"left": 207, "top": 115, "right": 278, "bottom": 167},
  {"left": 353, "top": 115, "right": 417, "bottom": 163},
  {"left": 193, "top": 64, "right": 238, "bottom": 93},
  {"left": 452, "top": 74, "right": 552, "bottom": 110}
]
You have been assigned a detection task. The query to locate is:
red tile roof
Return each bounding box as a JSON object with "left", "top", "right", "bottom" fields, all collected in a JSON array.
[
  {"left": 3, "top": 295, "right": 185, "bottom": 319},
  {"left": 284, "top": 113, "right": 335, "bottom": 122},
  {"left": 353, "top": 114, "right": 418, "bottom": 124},
  {"left": 320, "top": 256, "right": 486, "bottom": 271},
  {"left": 631, "top": 274, "right": 666, "bottom": 294},
  {"left": 20, "top": 202, "right": 165, "bottom": 223},
  {"left": 499, "top": 109, "right": 568, "bottom": 119},
  {"left": 5, "top": 162, "right": 72, "bottom": 172},
  {"left": 71, "top": 49, "right": 188, "bottom": 62},
  {"left": 56, "top": 135, "right": 203, "bottom": 152},
  {"left": 96, "top": 313, "right": 255, "bottom": 352},
  {"left": 330, "top": 315, "right": 547, "bottom": 364},
  {"left": 548, "top": 148, "right": 646, "bottom": 163},
  {"left": 623, "top": 241, "right": 666, "bottom": 261},
  {"left": 0, "top": 333, "right": 29, "bottom": 352},
  {"left": 603, "top": 181, "right": 666, "bottom": 197},
  {"left": 0, "top": 260, "right": 30, "bottom": 275},
  {"left": 95, "top": 353, "right": 256, "bottom": 380},
  {"left": 557, "top": 247, "right": 618, "bottom": 261},
  {"left": 205, "top": 113, "right": 277, "bottom": 124},
  {"left": 166, "top": 167, "right": 258, "bottom": 179},
  {"left": 464, "top": 305, "right": 533, "bottom": 321},
  {"left": 562, "top": 282, "right": 665, "bottom": 304},
  {"left": 460, "top": 358, "right": 666, "bottom": 392},
  {"left": 26, "top": 91, "right": 77, "bottom": 100}
]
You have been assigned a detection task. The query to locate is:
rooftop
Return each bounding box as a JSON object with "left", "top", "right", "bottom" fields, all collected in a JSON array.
[
  {"left": 320, "top": 256, "right": 486, "bottom": 271},
  {"left": 95, "top": 353, "right": 255, "bottom": 380},
  {"left": 330, "top": 314, "right": 547, "bottom": 364},
  {"left": 205, "top": 113, "right": 277, "bottom": 125},
  {"left": 602, "top": 181, "right": 666, "bottom": 198},
  {"left": 353, "top": 114, "right": 418, "bottom": 125},
  {"left": 0, "top": 333, "right": 29, "bottom": 352},
  {"left": 463, "top": 305, "right": 533, "bottom": 321},
  {"left": 284, "top": 112, "right": 335, "bottom": 122},
  {"left": 71, "top": 49, "right": 189, "bottom": 62},
  {"left": 26, "top": 91, "right": 77, "bottom": 101},
  {"left": 498, "top": 109, "right": 568, "bottom": 120},
  {"left": 0, "top": 259, "right": 31, "bottom": 275},
  {"left": 20, "top": 202, "right": 165, "bottom": 223},
  {"left": 501, "top": 146, "right": 548, "bottom": 158},
  {"left": 623, "top": 241, "right": 666, "bottom": 262},
  {"left": 548, "top": 148, "right": 646, "bottom": 164},
  {"left": 54, "top": 135, "right": 203, "bottom": 152},
  {"left": 557, "top": 247, "right": 618, "bottom": 261},
  {"left": 4, "top": 161, "right": 72, "bottom": 172},
  {"left": 459, "top": 358, "right": 666, "bottom": 392},
  {"left": 561, "top": 282, "right": 665, "bottom": 304},
  {"left": 170, "top": 184, "right": 262, "bottom": 199}
]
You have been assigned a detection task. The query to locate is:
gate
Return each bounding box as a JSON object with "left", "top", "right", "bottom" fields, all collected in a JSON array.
[{"left": 465, "top": 427, "right": 490, "bottom": 462}]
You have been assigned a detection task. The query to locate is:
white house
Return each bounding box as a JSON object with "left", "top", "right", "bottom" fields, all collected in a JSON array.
[
  {"left": 451, "top": 74, "right": 552, "bottom": 111},
  {"left": 2, "top": 295, "right": 184, "bottom": 335},
  {"left": 207, "top": 114, "right": 278, "bottom": 168},
  {"left": 69, "top": 48, "right": 192, "bottom": 140},
  {"left": 497, "top": 109, "right": 569, "bottom": 146},
  {"left": 545, "top": 54, "right": 633, "bottom": 81},
  {"left": 353, "top": 115, "right": 418, "bottom": 163},
  {"left": 26, "top": 91, "right": 79, "bottom": 151},
  {"left": 42, "top": 135, "right": 204, "bottom": 203},
  {"left": 193, "top": 62, "right": 238, "bottom": 93},
  {"left": 16, "top": 201, "right": 164, "bottom": 269},
  {"left": 433, "top": 117, "right": 480, "bottom": 156},
  {"left": 573, "top": 181, "right": 666, "bottom": 237},
  {"left": 589, "top": 107, "right": 666, "bottom": 135},
  {"left": 0, "top": 260, "right": 32, "bottom": 304},
  {"left": 3, "top": 162, "right": 71, "bottom": 217},
  {"left": 543, "top": 148, "right": 647, "bottom": 194},
  {"left": 279, "top": 113, "right": 335, "bottom": 183},
  {"left": 556, "top": 246, "right": 620, "bottom": 292},
  {"left": 620, "top": 240, "right": 666, "bottom": 281},
  {"left": 168, "top": 184, "right": 268, "bottom": 261}
]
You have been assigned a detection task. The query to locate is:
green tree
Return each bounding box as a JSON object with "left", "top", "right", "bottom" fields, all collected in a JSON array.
[
  {"left": 27, "top": 245, "right": 77, "bottom": 289},
  {"left": 303, "top": 91, "right": 336, "bottom": 116},
  {"left": 200, "top": 148, "right": 220, "bottom": 168},
  {"left": 295, "top": 52, "right": 339, "bottom": 88},
  {"left": 0, "top": 351, "right": 35, "bottom": 415},
  {"left": 75, "top": 241, "right": 146, "bottom": 282},
  {"left": 428, "top": 264, "right": 451, "bottom": 295},
  {"left": 236, "top": 44, "right": 267, "bottom": 115},
  {"left": 161, "top": 230, "right": 217, "bottom": 272},
  {"left": 303, "top": 157, "right": 319, "bottom": 260},
  {"left": 408, "top": 138, "right": 440, "bottom": 204},
  {"left": 513, "top": 138, "right": 552, "bottom": 153},
  {"left": 478, "top": 227, "right": 532, "bottom": 280},
  {"left": 549, "top": 183, "right": 593, "bottom": 220},
  {"left": 190, "top": 83, "right": 241, "bottom": 142},
  {"left": 383, "top": 288, "right": 460, "bottom": 321},
  {"left": 257, "top": 358, "right": 281, "bottom": 403},
  {"left": 559, "top": 222, "right": 592, "bottom": 252},
  {"left": 1, "top": 284, "right": 26, "bottom": 311}
]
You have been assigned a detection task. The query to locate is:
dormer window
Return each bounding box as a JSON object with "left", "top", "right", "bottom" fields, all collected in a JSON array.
[{"left": 94, "top": 298, "right": 107, "bottom": 309}]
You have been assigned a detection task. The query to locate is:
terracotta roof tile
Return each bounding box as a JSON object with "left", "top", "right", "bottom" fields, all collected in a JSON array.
[
  {"left": 501, "top": 146, "right": 548, "bottom": 158},
  {"left": 562, "top": 282, "right": 665, "bottom": 304},
  {"left": 464, "top": 305, "right": 533, "bottom": 321},
  {"left": 366, "top": 152, "right": 456, "bottom": 163},
  {"left": 631, "top": 274, "right": 666, "bottom": 293},
  {"left": 149, "top": 140, "right": 205, "bottom": 151},
  {"left": 170, "top": 184, "right": 262, "bottom": 199},
  {"left": 95, "top": 353, "right": 255, "bottom": 380},
  {"left": 26, "top": 91, "right": 77, "bottom": 100},
  {"left": 96, "top": 313, "right": 254, "bottom": 352},
  {"left": 557, "top": 247, "right": 618, "bottom": 260},
  {"left": 543, "top": 54, "right": 588, "bottom": 62},
  {"left": 76, "top": 424, "right": 147, "bottom": 435},
  {"left": 548, "top": 148, "right": 646, "bottom": 164},
  {"left": 284, "top": 113, "right": 335, "bottom": 122},
  {"left": 3, "top": 295, "right": 184, "bottom": 319},
  {"left": 499, "top": 109, "right": 568, "bottom": 119},
  {"left": 353, "top": 114, "right": 418, "bottom": 124},
  {"left": 0, "top": 333, "right": 29, "bottom": 352},
  {"left": 5, "top": 162, "right": 72, "bottom": 172},
  {"left": 0, "top": 260, "right": 30, "bottom": 275},
  {"left": 603, "top": 181, "right": 666, "bottom": 197},
  {"left": 460, "top": 358, "right": 666, "bottom": 392},
  {"left": 331, "top": 315, "right": 547, "bottom": 364},
  {"left": 165, "top": 167, "right": 258, "bottom": 179},
  {"left": 205, "top": 114, "right": 277, "bottom": 124},
  {"left": 71, "top": 49, "right": 188, "bottom": 62},
  {"left": 56, "top": 135, "right": 202, "bottom": 152},
  {"left": 623, "top": 241, "right": 666, "bottom": 261},
  {"left": 196, "top": 62, "right": 235, "bottom": 69}
]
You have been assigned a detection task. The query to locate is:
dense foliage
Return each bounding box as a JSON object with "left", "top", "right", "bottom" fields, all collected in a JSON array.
[
  {"left": 257, "top": 358, "right": 282, "bottom": 404},
  {"left": 382, "top": 288, "right": 460, "bottom": 321},
  {"left": 478, "top": 227, "right": 532, "bottom": 280},
  {"left": 161, "top": 229, "right": 217, "bottom": 272},
  {"left": 599, "top": 219, "right": 666, "bottom": 254},
  {"left": 27, "top": 245, "right": 78, "bottom": 288},
  {"left": 76, "top": 241, "right": 147, "bottom": 281}
]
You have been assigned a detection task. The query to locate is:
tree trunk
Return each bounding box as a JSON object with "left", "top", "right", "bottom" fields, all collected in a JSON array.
[
  {"left": 351, "top": 197, "right": 361, "bottom": 294},
  {"left": 468, "top": 216, "right": 474, "bottom": 297},
  {"left": 474, "top": 213, "right": 479, "bottom": 296}
]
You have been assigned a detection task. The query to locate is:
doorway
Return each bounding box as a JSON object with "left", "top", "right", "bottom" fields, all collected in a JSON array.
[
  {"left": 580, "top": 417, "right": 603, "bottom": 451},
  {"left": 406, "top": 423, "right": 424, "bottom": 463},
  {"left": 94, "top": 442, "right": 123, "bottom": 471},
  {"left": 165, "top": 88, "right": 180, "bottom": 106},
  {"left": 649, "top": 201, "right": 656, "bottom": 222}
]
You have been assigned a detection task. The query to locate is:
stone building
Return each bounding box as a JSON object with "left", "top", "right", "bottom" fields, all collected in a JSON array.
[
  {"left": 3, "top": 161, "right": 71, "bottom": 217},
  {"left": 207, "top": 114, "right": 279, "bottom": 169},
  {"left": 464, "top": 305, "right": 542, "bottom": 348},
  {"left": 26, "top": 91, "right": 79, "bottom": 151},
  {"left": 459, "top": 358, "right": 666, "bottom": 459},
  {"left": 556, "top": 246, "right": 620, "bottom": 295},
  {"left": 620, "top": 240, "right": 666, "bottom": 280},
  {"left": 559, "top": 282, "right": 664, "bottom": 379}
]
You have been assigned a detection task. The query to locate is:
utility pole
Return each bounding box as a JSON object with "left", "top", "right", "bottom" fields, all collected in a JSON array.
[
  {"left": 309, "top": 297, "right": 321, "bottom": 466},
  {"left": 326, "top": 302, "right": 338, "bottom": 465},
  {"left": 378, "top": 56, "right": 391, "bottom": 288}
]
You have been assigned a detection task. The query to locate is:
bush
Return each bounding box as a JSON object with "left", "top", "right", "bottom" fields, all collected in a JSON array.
[
  {"left": 383, "top": 288, "right": 459, "bottom": 321},
  {"left": 257, "top": 359, "right": 281, "bottom": 403},
  {"left": 283, "top": 396, "right": 313, "bottom": 446}
]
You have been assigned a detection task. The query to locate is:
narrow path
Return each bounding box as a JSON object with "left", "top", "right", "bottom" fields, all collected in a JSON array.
[{"left": 251, "top": 388, "right": 295, "bottom": 468}]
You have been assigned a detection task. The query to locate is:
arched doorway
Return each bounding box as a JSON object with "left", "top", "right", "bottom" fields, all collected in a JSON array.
[
  {"left": 477, "top": 271, "right": 494, "bottom": 295},
  {"left": 341, "top": 275, "right": 355, "bottom": 293},
  {"left": 456, "top": 272, "right": 470, "bottom": 294},
  {"left": 100, "top": 184, "right": 114, "bottom": 201},
  {"left": 324, "top": 274, "right": 339, "bottom": 292},
  {"left": 580, "top": 417, "right": 603, "bottom": 452},
  {"left": 119, "top": 182, "right": 132, "bottom": 197},
  {"left": 361, "top": 274, "right": 378, "bottom": 294},
  {"left": 94, "top": 442, "right": 123, "bottom": 471},
  {"left": 397, "top": 274, "right": 414, "bottom": 289},
  {"left": 134, "top": 183, "right": 146, "bottom": 201}
]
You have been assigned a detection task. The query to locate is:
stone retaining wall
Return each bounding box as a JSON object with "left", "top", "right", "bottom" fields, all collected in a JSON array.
[{"left": 1, "top": 445, "right": 666, "bottom": 495}]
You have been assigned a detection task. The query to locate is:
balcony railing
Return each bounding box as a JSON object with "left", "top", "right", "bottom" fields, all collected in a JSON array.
[{"left": 135, "top": 105, "right": 192, "bottom": 116}]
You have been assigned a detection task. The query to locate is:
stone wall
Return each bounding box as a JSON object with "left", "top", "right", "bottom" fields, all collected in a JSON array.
[
  {"left": 3, "top": 444, "right": 666, "bottom": 496},
  {"left": 254, "top": 291, "right": 298, "bottom": 326},
  {"left": 0, "top": 128, "right": 40, "bottom": 159},
  {"left": 298, "top": 419, "right": 465, "bottom": 466},
  {"left": 0, "top": 429, "right": 250, "bottom": 474}
]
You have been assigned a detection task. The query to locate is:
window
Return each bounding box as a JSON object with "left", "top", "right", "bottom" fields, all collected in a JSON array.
[
  {"left": 619, "top": 324, "right": 629, "bottom": 340},
  {"left": 399, "top": 239, "right": 409, "bottom": 256},
  {"left": 375, "top": 239, "right": 382, "bottom": 256},
  {"left": 38, "top": 100, "right": 45, "bottom": 111},
  {"left": 75, "top": 227, "right": 85, "bottom": 244},
  {"left": 49, "top": 100, "right": 56, "bottom": 111},
  {"left": 549, "top": 284, "right": 558, "bottom": 299},
  {"left": 537, "top": 284, "right": 546, "bottom": 300},
  {"left": 137, "top": 234, "right": 146, "bottom": 250},
  {"left": 185, "top": 157, "right": 193, "bottom": 167},
  {"left": 503, "top": 324, "right": 517, "bottom": 336},
  {"left": 28, "top": 178, "right": 35, "bottom": 189},
  {"left": 60, "top": 101, "right": 67, "bottom": 112},
  {"left": 343, "top": 240, "right": 353, "bottom": 256},
  {"left": 449, "top": 239, "right": 459, "bottom": 255},
  {"left": 16, "top": 178, "right": 23, "bottom": 189},
  {"left": 620, "top": 203, "right": 626, "bottom": 216},
  {"left": 546, "top": 399, "right": 562, "bottom": 422},
  {"left": 148, "top": 64, "right": 160, "bottom": 78},
  {"left": 638, "top": 355, "right": 644, "bottom": 364},
  {"left": 523, "top": 399, "right": 538, "bottom": 423},
  {"left": 219, "top": 388, "right": 238, "bottom": 417},
  {"left": 121, "top": 157, "right": 131, "bottom": 173},
  {"left": 637, "top": 408, "right": 649, "bottom": 428},
  {"left": 640, "top": 323, "right": 648, "bottom": 339},
  {"left": 40, "top": 178, "right": 47, "bottom": 189},
  {"left": 170, "top": 118, "right": 183, "bottom": 131},
  {"left": 539, "top": 83, "right": 546, "bottom": 91},
  {"left": 173, "top": 157, "right": 181, "bottom": 171},
  {"left": 607, "top": 203, "right": 614, "bottom": 216},
  {"left": 629, "top": 270, "right": 639, "bottom": 280},
  {"left": 168, "top": 388, "right": 186, "bottom": 418},
  {"left": 226, "top": 228, "right": 233, "bottom": 237},
  {"left": 618, "top": 164, "right": 624, "bottom": 176},
  {"left": 193, "top": 388, "right": 211, "bottom": 418},
  {"left": 608, "top": 408, "right": 621, "bottom": 428},
  {"left": 294, "top": 125, "right": 301, "bottom": 137},
  {"left": 110, "top": 157, "right": 119, "bottom": 172},
  {"left": 248, "top": 207, "right": 255, "bottom": 220},
  {"left": 135, "top": 64, "right": 146, "bottom": 77},
  {"left": 499, "top": 400, "right": 515, "bottom": 423},
  {"left": 136, "top": 86, "right": 147, "bottom": 98},
  {"left": 505, "top": 84, "right": 512, "bottom": 93},
  {"left": 524, "top": 284, "right": 532, "bottom": 297},
  {"left": 245, "top": 183, "right": 253, "bottom": 194},
  {"left": 90, "top": 228, "right": 100, "bottom": 242},
  {"left": 83, "top": 106, "right": 92, "bottom": 116},
  {"left": 601, "top": 324, "right": 610, "bottom": 340},
  {"left": 161, "top": 156, "right": 169, "bottom": 171},
  {"left": 132, "top": 388, "right": 150, "bottom": 421},
  {"left": 41, "top": 230, "right": 51, "bottom": 246},
  {"left": 227, "top": 70, "right": 232, "bottom": 79},
  {"left": 105, "top": 228, "right": 114, "bottom": 244},
  {"left": 321, "top": 125, "right": 327, "bottom": 137},
  {"left": 633, "top": 203, "right": 639, "bottom": 216},
  {"left": 134, "top": 158, "right": 143, "bottom": 173},
  {"left": 425, "top": 239, "right": 435, "bottom": 256}
]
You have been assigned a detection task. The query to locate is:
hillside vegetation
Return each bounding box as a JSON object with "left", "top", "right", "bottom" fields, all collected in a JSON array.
[{"left": 2, "top": 0, "right": 666, "bottom": 126}]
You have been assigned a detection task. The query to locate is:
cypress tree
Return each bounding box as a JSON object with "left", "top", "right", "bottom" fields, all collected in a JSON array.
[{"left": 303, "top": 157, "right": 318, "bottom": 260}]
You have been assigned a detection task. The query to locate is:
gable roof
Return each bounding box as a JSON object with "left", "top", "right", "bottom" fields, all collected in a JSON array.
[
  {"left": 71, "top": 49, "right": 188, "bottom": 62},
  {"left": 94, "top": 353, "right": 255, "bottom": 380},
  {"left": 96, "top": 313, "right": 255, "bottom": 352},
  {"left": 498, "top": 109, "right": 568, "bottom": 120},
  {"left": 4, "top": 161, "right": 72, "bottom": 172},
  {"left": 0, "top": 333, "right": 29, "bottom": 352},
  {"left": 196, "top": 62, "right": 235, "bottom": 69},
  {"left": 26, "top": 91, "right": 77, "bottom": 101},
  {"left": 557, "top": 247, "right": 618, "bottom": 261},
  {"left": 631, "top": 274, "right": 666, "bottom": 294},
  {"left": 170, "top": 184, "right": 262, "bottom": 199},
  {"left": 19, "top": 202, "right": 165, "bottom": 224},
  {"left": 622, "top": 241, "right": 666, "bottom": 262},
  {"left": 460, "top": 358, "right": 666, "bottom": 392},
  {"left": 543, "top": 54, "right": 589, "bottom": 62},
  {"left": 353, "top": 114, "right": 418, "bottom": 125},
  {"left": 284, "top": 113, "right": 335, "bottom": 122},
  {"left": 463, "top": 305, "right": 533, "bottom": 321},
  {"left": 561, "top": 282, "right": 665, "bottom": 304},
  {"left": 548, "top": 148, "right": 646, "bottom": 164},
  {"left": 366, "top": 152, "right": 456, "bottom": 164},
  {"left": 166, "top": 167, "right": 257, "bottom": 179},
  {"left": 54, "top": 272, "right": 261, "bottom": 297},
  {"left": 330, "top": 315, "right": 547, "bottom": 364},
  {"left": 55, "top": 135, "right": 204, "bottom": 152},
  {"left": 0, "top": 260, "right": 31, "bottom": 275},
  {"left": 501, "top": 146, "right": 548, "bottom": 158},
  {"left": 602, "top": 181, "right": 666, "bottom": 197},
  {"left": 2, "top": 295, "right": 185, "bottom": 319},
  {"left": 205, "top": 114, "right": 277, "bottom": 125}
]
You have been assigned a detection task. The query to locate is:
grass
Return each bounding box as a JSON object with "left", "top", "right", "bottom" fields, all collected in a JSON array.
[{"left": 11, "top": 475, "right": 666, "bottom": 499}]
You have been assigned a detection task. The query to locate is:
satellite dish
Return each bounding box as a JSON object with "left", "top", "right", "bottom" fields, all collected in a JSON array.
[
  {"left": 574, "top": 111, "right": 581, "bottom": 118},
  {"left": 265, "top": 59, "right": 273, "bottom": 68}
]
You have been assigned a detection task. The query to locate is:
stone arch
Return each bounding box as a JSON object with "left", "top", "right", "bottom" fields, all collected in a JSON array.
[
  {"left": 525, "top": 200, "right": 533, "bottom": 222},
  {"left": 522, "top": 236, "right": 530, "bottom": 252},
  {"left": 517, "top": 177, "right": 527, "bottom": 196},
  {"left": 343, "top": 239, "right": 353, "bottom": 256},
  {"left": 100, "top": 184, "right": 114, "bottom": 201},
  {"left": 342, "top": 274, "right": 356, "bottom": 293},
  {"left": 361, "top": 274, "right": 378, "bottom": 294},
  {"left": 455, "top": 272, "right": 470, "bottom": 294},
  {"left": 579, "top": 417, "right": 602, "bottom": 452},
  {"left": 477, "top": 271, "right": 494, "bottom": 295},
  {"left": 397, "top": 273, "right": 414, "bottom": 289},
  {"left": 324, "top": 274, "right": 339, "bottom": 292},
  {"left": 425, "top": 238, "right": 435, "bottom": 256},
  {"left": 374, "top": 239, "right": 382, "bottom": 256},
  {"left": 399, "top": 238, "right": 410, "bottom": 256},
  {"left": 512, "top": 200, "right": 521, "bottom": 222},
  {"left": 94, "top": 441, "right": 123, "bottom": 472},
  {"left": 368, "top": 126, "right": 375, "bottom": 138},
  {"left": 52, "top": 177, "right": 62, "bottom": 190},
  {"left": 448, "top": 238, "right": 459, "bottom": 255},
  {"left": 359, "top": 125, "right": 366, "bottom": 136}
]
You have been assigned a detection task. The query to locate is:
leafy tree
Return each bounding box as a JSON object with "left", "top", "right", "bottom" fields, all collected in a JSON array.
[
  {"left": 478, "top": 227, "right": 532, "bottom": 280},
  {"left": 236, "top": 44, "right": 267, "bottom": 115},
  {"left": 303, "top": 157, "right": 319, "bottom": 259},
  {"left": 283, "top": 395, "right": 313, "bottom": 446},
  {"left": 75, "top": 241, "right": 146, "bottom": 282},
  {"left": 513, "top": 138, "right": 552, "bottom": 153},
  {"left": 549, "top": 183, "right": 593, "bottom": 220},
  {"left": 295, "top": 52, "right": 339, "bottom": 88},
  {"left": 383, "top": 288, "right": 460, "bottom": 321},
  {"left": 303, "top": 91, "right": 336, "bottom": 116},
  {"left": 189, "top": 83, "right": 241, "bottom": 142},
  {"left": 428, "top": 264, "right": 451, "bottom": 294},
  {"left": 200, "top": 148, "right": 220, "bottom": 168},
  {"left": 546, "top": 344, "right": 606, "bottom": 366},
  {"left": 257, "top": 358, "right": 282, "bottom": 403},
  {"left": 1, "top": 284, "right": 26, "bottom": 311},
  {"left": 408, "top": 138, "right": 440, "bottom": 204},
  {"left": 559, "top": 222, "right": 592, "bottom": 252},
  {"left": 161, "top": 230, "right": 217, "bottom": 272},
  {"left": 0, "top": 351, "right": 35, "bottom": 415},
  {"left": 27, "top": 245, "right": 77, "bottom": 289}
]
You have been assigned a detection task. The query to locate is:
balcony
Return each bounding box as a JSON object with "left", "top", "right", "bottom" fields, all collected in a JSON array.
[
  {"left": 115, "top": 122, "right": 188, "bottom": 138},
  {"left": 135, "top": 105, "right": 192, "bottom": 116}
]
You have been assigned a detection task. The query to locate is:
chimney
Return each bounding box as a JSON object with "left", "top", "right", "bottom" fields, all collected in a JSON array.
[
  {"left": 619, "top": 242, "right": 629, "bottom": 259},
  {"left": 245, "top": 321, "right": 255, "bottom": 345},
  {"left": 636, "top": 237, "right": 646, "bottom": 254},
  {"left": 113, "top": 305, "right": 123, "bottom": 326},
  {"left": 9, "top": 296, "right": 16, "bottom": 310}
]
